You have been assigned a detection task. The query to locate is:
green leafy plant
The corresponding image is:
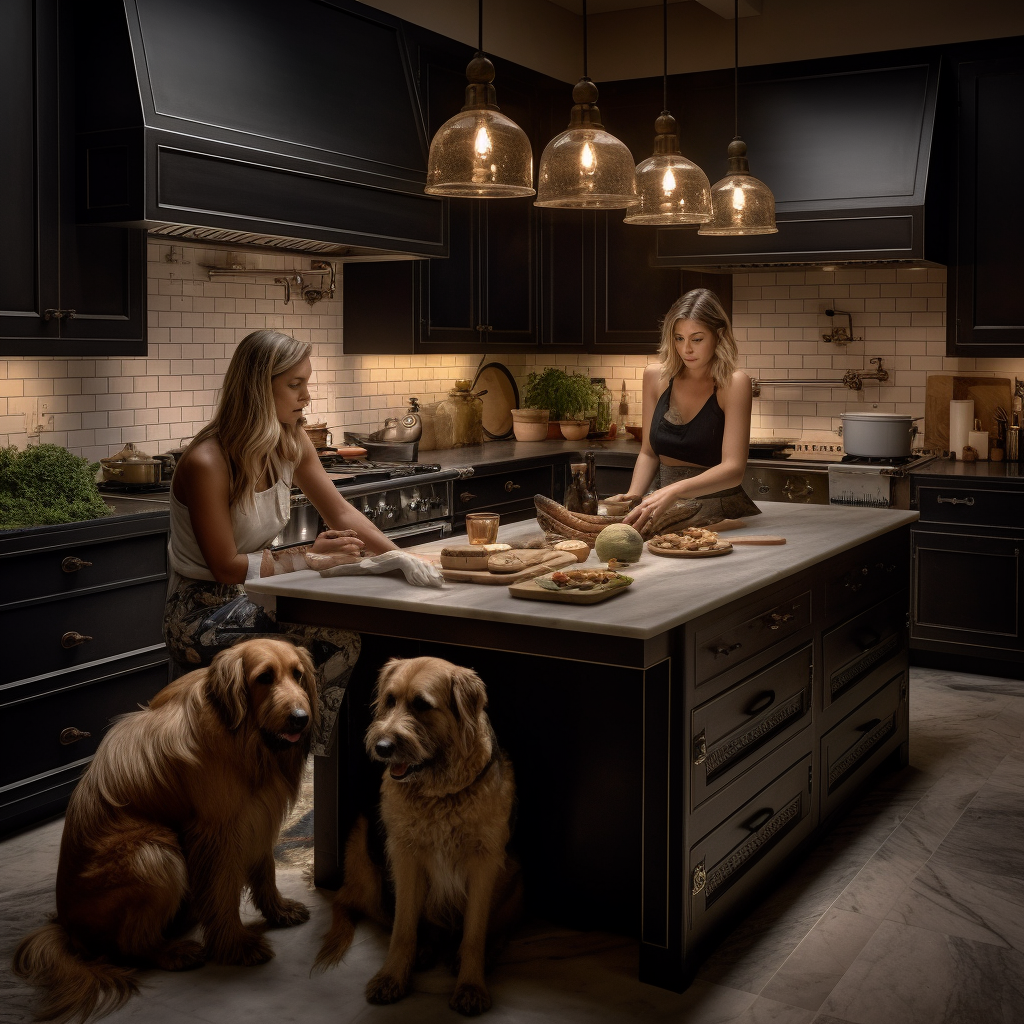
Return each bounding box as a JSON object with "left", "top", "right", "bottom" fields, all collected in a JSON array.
[
  {"left": 0, "top": 444, "right": 109, "bottom": 530},
  {"left": 521, "top": 368, "right": 601, "bottom": 421}
]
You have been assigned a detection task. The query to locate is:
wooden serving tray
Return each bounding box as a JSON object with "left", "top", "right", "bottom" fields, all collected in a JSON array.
[
  {"left": 508, "top": 573, "right": 633, "bottom": 604},
  {"left": 648, "top": 541, "right": 733, "bottom": 558},
  {"left": 440, "top": 550, "right": 576, "bottom": 584}
]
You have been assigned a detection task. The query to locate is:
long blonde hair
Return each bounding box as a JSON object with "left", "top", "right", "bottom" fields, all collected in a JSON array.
[
  {"left": 657, "top": 288, "right": 739, "bottom": 391},
  {"left": 188, "top": 330, "right": 312, "bottom": 508}
]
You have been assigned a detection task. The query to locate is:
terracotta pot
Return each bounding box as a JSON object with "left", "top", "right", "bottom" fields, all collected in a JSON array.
[
  {"left": 511, "top": 408, "right": 550, "bottom": 442},
  {"left": 559, "top": 419, "right": 590, "bottom": 441}
]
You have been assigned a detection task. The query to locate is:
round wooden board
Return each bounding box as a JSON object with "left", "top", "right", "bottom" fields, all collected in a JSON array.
[{"left": 647, "top": 541, "right": 733, "bottom": 558}]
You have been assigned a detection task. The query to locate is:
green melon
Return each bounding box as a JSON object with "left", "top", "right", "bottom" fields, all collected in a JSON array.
[{"left": 595, "top": 523, "right": 644, "bottom": 563}]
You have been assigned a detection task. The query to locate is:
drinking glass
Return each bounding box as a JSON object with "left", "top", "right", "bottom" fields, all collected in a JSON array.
[{"left": 465, "top": 512, "right": 500, "bottom": 545}]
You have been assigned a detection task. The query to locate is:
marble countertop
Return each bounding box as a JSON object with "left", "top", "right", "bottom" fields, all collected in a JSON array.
[{"left": 245, "top": 503, "right": 918, "bottom": 640}]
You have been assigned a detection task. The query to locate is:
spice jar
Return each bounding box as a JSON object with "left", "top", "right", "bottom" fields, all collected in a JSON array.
[{"left": 434, "top": 380, "right": 484, "bottom": 449}]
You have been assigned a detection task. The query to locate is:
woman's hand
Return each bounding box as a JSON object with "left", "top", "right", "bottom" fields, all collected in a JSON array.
[
  {"left": 311, "top": 529, "right": 366, "bottom": 557},
  {"left": 623, "top": 484, "right": 685, "bottom": 532},
  {"left": 604, "top": 493, "right": 642, "bottom": 507}
]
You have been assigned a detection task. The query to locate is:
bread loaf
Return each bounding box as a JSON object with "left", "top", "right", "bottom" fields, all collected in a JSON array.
[{"left": 439, "top": 546, "right": 490, "bottom": 570}]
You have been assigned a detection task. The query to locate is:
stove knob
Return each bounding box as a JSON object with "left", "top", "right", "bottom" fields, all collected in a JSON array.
[
  {"left": 782, "top": 476, "right": 814, "bottom": 500},
  {"left": 377, "top": 503, "right": 398, "bottom": 522}
]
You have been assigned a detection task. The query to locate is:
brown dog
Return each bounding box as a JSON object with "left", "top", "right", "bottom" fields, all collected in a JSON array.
[
  {"left": 315, "top": 656, "right": 521, "bottom": 1016},
  {"left": 13, "top": 638, "right": 318, "bottom": 1023}
]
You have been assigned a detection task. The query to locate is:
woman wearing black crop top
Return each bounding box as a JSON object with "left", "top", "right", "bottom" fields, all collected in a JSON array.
[{"left": 609, "top": 288, "right": 760, "bottom": 534}]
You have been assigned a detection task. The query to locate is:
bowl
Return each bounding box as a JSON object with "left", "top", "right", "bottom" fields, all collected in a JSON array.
[{"left": 625, "top": 425, "right": 643, "bottom": 441}]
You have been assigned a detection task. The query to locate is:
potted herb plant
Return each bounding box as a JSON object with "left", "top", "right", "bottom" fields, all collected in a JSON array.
[
  {"left": 516, "top": 368, "right": 601, "bottom": 441},
  {"left": 513, "top": 368, "right": 557, "bottom": 441}
]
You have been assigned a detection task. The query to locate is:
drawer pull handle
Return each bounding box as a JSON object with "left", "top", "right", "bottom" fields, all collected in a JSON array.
[
  {"left": 460, "top": 492, "right": 477, "bottom": 504},
  {"left": 713, "top": 642, "right": 742, "bottom": 657},
  {"left": 691, "top": 859, "right": 706, "bottom": 896},
  {"left": 745, "top": 690, "right": 776, "bottom": 716},
  {"left": 61, "top": 556, "right": 93, "bottom": 573},
  {"left": 61, "top": 631, "right": 94, "bottom": 649},
  {"left": 858, "top": 717, "right": 882, "bottom": 733},
  {"left": 59, "top": 727, "right": 92, "bottom": 745},
  {"left": 744, "top": 807, "right": 774, "bottom": 833},
  {"left": 504, "top": 481, "right": 521, "bottom": 493},
  {"left": 936, "top": 495, "right": 974, "bottom": 506},
  {"left": 692, "top": 730, "right": 707, "bottom": 765},
  {"left": 768, "top": 611, "right": 795, "bottom": 630}
]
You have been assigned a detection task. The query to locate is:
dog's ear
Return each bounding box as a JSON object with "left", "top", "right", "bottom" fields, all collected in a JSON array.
[
  {"left": 448, "top": 666, "right": 486, "bottom": 754},
  {"left": 206, "top": 645, "right": 249, "bottom": 731},
  {"left": 294, "top": 645, "right": 320, "bottom": 728},
  {"left": 372, "top": 658, "right": 404, "bottom": 711}
]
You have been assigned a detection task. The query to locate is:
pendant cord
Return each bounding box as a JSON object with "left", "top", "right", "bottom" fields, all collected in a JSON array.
[
  {"left": 662, "top": 0, "right": 668, "bottom": 112},
  {"left": 733, "top": 0, "right": 739, "bottom": 138},
  {"left": 478, "top": 0, "right": 483, "bottom": 53},
  {"left": 582, "top": 0, "right": 588, "bottom": 79}
]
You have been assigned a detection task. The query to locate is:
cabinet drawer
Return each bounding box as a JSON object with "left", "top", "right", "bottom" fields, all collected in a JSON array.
[
  {"left": 456, "top": 466, "right": 553, "bottom": 514},
  {"left": 688, "top": 752, "right": 814, "bottom": 942},
  {"left": 821, "top": 671, "right": 907, "bottom": 819},
  {"left": 917, "top": 485, "right": 1024, "bottom": 529},
  {"left": 824, "top": 530, "right": 907, "bottom": 623},
  {"left": 0, "top": 532, "right": 166, "bottom": 608},
  {"left": 694, "top": 589, "right": 810, "bottom": 687},
  {"left": 0, "top": 580, "right": 166, "bottom": 684},
  {"left": 0, "top": 657, "right": 168, "bottom": 790},
  {"left": 691, "top": 644, "right": 812, "bottom": 810},
  {"left": 822, "top": 590, "right": 907, "bottom": 711}
]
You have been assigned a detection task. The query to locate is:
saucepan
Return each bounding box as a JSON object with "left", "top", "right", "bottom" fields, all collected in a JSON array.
[
  {"left": 99, "top": 442, "right": 164, "bottom": 485},
  {"left": 840, "top": 412, "right": 922, "bottom": 458}
]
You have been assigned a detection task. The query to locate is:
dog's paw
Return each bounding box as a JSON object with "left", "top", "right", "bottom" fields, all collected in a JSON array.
[
  {"left": 264, "top": 898, "right": 310, "bottom": 928},
  {"left": 216, "top": 931, "right": 275, "bottom": 967},
  {"left": 156, "top": 939, "right": 206, "bottom": 972},
  {"left": 365, "top": 971, "right": 407, "bottom": 1004},
  {"left": 450, "top": 982, "right": 492, "bottom": 1016}
]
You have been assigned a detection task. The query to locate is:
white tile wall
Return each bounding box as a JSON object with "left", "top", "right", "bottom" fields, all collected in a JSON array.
[{"left": 2, "top": 251, "right": 1023, "bottom": 460}]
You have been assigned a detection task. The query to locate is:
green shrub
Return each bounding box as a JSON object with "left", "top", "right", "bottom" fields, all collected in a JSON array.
[{"left": 0, "top": 444, "right": 109, "bottom": 530}]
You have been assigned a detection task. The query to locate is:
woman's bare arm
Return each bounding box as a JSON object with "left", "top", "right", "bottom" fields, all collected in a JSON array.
[{"left": 607, "top": 364, "right": 664, "bottom": 504}]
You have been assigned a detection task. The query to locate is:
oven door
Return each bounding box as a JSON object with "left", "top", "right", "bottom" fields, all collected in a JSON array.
[{"left": 383, "top": 520, "right": 453, "bottom": 548}]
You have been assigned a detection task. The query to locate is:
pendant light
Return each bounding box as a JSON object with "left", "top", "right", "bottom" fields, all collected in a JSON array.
[
  {"left": 623, "top": 0, "right": 711, "bottom": 226},
  {"left": 534, "top": 0, "right": 637, "bottom": 210},
  {"left": 425, "top": 0, "right": 534, "bottom": 198},
  {"left": 698, "top": 0, "right": 777, "bottom": 235}
]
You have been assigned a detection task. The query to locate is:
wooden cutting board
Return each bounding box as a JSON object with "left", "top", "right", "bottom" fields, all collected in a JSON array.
[
  {"left": 439, "top": 550, "right": 576, "bottom": 584},
  {"left": 508, "top": 575, "right": 633, "bottom": 604},
  {"left": 648, "top": 542, "right": 733, "bottom": 558},
  {"left": 924, "top": 375, "right": 1012, "bottom": 451}
]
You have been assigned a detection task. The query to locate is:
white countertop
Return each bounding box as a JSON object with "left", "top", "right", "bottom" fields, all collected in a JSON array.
[{"left": 245, "top": 503, "right": 918, "bottom": 640}]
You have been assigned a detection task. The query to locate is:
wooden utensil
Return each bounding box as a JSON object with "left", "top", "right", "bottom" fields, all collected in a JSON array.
[
  {"left": 439, "top": 550, "right": 576, "bottom": 584},
  {"left": 647, "top": 541, "right": 733, "bottom": 558},
  {"left": 726, "top": 535, "right": 787, "bottom": 545}
]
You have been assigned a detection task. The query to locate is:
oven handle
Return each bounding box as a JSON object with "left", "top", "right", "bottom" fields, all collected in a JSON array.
[
  {"left": 381, "top": 520, "right": 454, "bottom": 544},
  {"left": 335, "top": 468, "right": 466, "bottom": 500}
]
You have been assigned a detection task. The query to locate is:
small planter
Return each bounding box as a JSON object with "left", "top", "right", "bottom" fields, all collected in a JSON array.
[
  {"left": 559, "top": 419, "right": 590, "bottom": 441},
  {"left": 511, "top": 408, "right": 550, "bottom": 442}
]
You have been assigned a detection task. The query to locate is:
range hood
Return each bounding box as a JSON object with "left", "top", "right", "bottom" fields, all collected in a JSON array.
[
  {"left": 72, "top": 0, "right": 445, "bottom": 260},
  {"left": 653, "top": 47, "right": 948, "bottom": 270}
]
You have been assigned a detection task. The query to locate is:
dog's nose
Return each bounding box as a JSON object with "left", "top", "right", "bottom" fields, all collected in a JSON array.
[
  {"left": 286, "top": 709, "right": 309, "bottom": 733},
  {"left": 375, "top": 739, "right": 395, "bottom": 759}
]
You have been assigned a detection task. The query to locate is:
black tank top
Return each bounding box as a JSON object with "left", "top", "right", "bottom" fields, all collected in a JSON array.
[{"left": 649, "top": 380, "right": 725, "bottom": 467}]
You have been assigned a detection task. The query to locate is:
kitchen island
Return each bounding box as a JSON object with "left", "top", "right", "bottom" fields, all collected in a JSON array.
[{"left": 246, "top": 502, "right": 916, "bottom": 991}]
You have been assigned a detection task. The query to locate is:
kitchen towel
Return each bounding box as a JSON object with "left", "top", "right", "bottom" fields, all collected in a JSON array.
[
  {"left": 828, "top": 465, "right": 890, "bottom": 508},
  {"left": 949, "top": 399, "right": 974, "bottom": 456}
]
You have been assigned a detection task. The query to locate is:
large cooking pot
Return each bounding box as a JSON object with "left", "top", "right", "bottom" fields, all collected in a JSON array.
[
  {"left": 99, "top": 441, "right": 163, "bottom": 485},
  {"left": 840, "top": 412, "right": 920, "bottom": 458}
]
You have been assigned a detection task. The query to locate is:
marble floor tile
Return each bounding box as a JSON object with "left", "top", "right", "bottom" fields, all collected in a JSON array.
[
  {"left": 760, "top": 909, "right": 882, "bottom": 1011},
  {"left": 821, "top": 920, "right": 1024, "bottom": 1024},
  {"left": 926, "top": 782, "right": 1024, "bottom": 879}
]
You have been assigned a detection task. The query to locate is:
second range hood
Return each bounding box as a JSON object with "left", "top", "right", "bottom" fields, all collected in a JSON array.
[
  {"left": 653, "top": 47, "right": 948, "bottom": 269},
  {"left": 73, "top": 0, "right": 445, "bottom": 259}
]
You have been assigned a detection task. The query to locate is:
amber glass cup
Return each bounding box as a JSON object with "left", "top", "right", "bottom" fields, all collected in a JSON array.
[{"left": 465, "top": 512, "right": 500, "bottom": 545}]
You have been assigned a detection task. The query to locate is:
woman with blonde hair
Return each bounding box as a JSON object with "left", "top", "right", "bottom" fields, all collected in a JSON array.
[
  {"left": 164, "top": 330, "right": 398, "bottom": 755},
  {"left": 610, "top": 288, "right": 760, "bottom": 533}
]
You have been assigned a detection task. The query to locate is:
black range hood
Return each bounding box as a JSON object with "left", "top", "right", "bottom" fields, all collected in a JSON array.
[
  {"left": 73, "top": 0, "right": 445, "bottom": 259},
  {"left": 653, "top": 47, "right": 948, "bottom": 270}
]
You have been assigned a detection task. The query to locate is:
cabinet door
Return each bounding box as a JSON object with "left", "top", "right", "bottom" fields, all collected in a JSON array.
[
  {"left": 419, "top": 197, "right": 481, "bottom": 349},
  {"left": 539, "top": 209, "right": 591, "bottom": 349},
  {"left": 911, "top": 529, "right": 1024, "bottom": 650},
  {"left": 948, "top": 56, "right": 1024, "bottom": 355},
  {"left": 0, "top": 0, "right": 60, "bottom": 349}
]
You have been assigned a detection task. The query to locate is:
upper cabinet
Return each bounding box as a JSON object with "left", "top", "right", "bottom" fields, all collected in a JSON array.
[
  {"left": 947, "top": 40, "right": 1024, "bottom": 356},
  {"left": 0, "top": 0, "right": 146, "bottom": 356}
]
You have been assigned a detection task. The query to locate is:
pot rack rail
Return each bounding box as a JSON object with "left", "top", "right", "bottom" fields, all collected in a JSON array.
[
  {"left": 750, "top": 357, "right": 888, "bottom": 398},
  {"left": 200, "top": 259, "right": 336, "bottom": 305}
]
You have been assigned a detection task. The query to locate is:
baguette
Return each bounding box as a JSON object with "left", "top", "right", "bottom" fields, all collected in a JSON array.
[{"left": 534, "top": 494, "right": 624, "bottom": 528}]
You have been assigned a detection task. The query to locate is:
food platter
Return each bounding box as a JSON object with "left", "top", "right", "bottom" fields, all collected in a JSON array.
[
  {"left": 508, "top": 568, "right": 633, "bottom": 604},
  {"left": 648, "top": 541, "right": 733, "bottom": 558}
]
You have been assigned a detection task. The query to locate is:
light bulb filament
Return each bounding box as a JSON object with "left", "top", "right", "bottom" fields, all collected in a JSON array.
[
  {"left": 662, "top": 168, "right": 676, "bottom": 195},
  {"left": 475, "top": 126, "right": 491, "bottom": 157},
  {"left": 732, "top": 185, "right": 745, "bottom": 211},
  {"left": 581, "top": 142, "right": 595, "bottom": 171}
]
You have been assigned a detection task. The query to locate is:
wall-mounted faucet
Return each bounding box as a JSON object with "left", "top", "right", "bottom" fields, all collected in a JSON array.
[{"left": 822, "top": 308, "right": 862, "bottom": 346}]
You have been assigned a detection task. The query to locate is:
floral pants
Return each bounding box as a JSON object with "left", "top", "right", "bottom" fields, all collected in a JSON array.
[{"left": 163, "top": 577, "right": 360, "bottom": 756}]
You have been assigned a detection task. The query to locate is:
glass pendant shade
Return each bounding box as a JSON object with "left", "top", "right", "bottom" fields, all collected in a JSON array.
[
  {"left": 698, "top": 138, "right": 778, "bottom": 235},
  {"left": 624, "top": 113, "right": 711, "bottom": 225},
  {"left": 426, "top": 54, "right": 534, "bottom": 198},
  {"left": 535, "top": 79, "right": 637, "bottom": 209}
]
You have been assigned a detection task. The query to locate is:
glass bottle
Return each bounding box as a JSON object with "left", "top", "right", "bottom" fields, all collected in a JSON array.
[
  {"left": 565, "top": 462, "right": 597, "bottom": 515},
  {"left": 589, "top": 378, "right": 612, "bottom": 436},
  {"left": 435, "top": 380, "right": 484, "bottom": 449}
]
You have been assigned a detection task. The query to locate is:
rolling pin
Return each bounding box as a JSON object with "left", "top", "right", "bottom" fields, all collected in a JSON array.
[{"left": 725, "top": 535, "right": 787, "bottom": 545}]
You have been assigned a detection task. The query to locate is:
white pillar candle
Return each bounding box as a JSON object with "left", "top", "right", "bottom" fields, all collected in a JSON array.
[
  {"left": 949, "top": 399, "right": 974, "bottom": 456},
  {"left": 968, "top": 429, "right": 990, "bottom": 460}
]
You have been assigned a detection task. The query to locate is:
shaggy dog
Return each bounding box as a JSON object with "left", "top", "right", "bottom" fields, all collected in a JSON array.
[
  {"left": 314, "top": 656, "right": 521, "bottom": 1017},
  {"left": 13, "top": 638, "right": 318, "bottom": 1023}
]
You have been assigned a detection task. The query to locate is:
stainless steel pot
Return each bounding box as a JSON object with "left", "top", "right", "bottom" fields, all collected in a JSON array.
[
  {"left": 840, "top": 412, "right": 920, "bottom": 458},
  {"left": 99, "top": 442, "right": 164, "bottom": 485}
]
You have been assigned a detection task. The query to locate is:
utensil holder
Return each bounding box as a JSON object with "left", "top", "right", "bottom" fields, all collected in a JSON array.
[{"left": 1008, "top": 425, "right": 1020, "bottom": 462}]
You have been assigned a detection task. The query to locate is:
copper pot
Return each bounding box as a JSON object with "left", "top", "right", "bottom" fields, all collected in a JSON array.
[
  {"left": 303, "top": 422, "right": 333, "bottom": 448},
  {"left": 99, "top": 442, "right": 163, "bottom": 485}
]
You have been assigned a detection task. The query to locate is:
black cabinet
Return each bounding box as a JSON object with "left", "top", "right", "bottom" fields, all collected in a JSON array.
[
  {"left": 948, "top": 45, "right": 1024, "bottom": 356},
  {"left": 0, "top": 0, "right": 146, "bottom": 356}
]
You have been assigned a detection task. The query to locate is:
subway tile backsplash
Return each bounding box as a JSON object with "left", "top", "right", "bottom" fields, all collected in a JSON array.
[{"left": 1, "top": 249, "right": 1022, "bottom": 460}]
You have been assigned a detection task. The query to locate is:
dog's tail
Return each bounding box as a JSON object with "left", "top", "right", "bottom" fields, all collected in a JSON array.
[
  {"left": 12, "top": 921, "right": 137, "bottom": 1023},
  {"left": 312, "top": 900, "right": 358, "bottom": 973}
]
